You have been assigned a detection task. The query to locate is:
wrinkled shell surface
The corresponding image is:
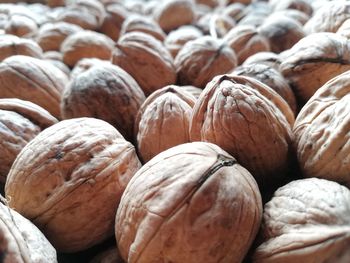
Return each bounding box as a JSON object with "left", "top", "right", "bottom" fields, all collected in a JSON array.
[
  {"left": 293, "top": 70, "right": 350, "bottom": 187},
  {"left": 273, "top": 0, "right": 313, "bottom": 16},
  {"left": 5, "top": 118, "right": 142, "bottom": 252},
  {"left": 116, "top": 142, "right": 262, "bottom": 263},
  {"left": 243, "top": 51, "right": 281, "bottom": 71},
  {"left": 4, "top": 14, "right": 38, "bottom": 37},
  {"left": 70, "top": 58, "right": 111, "bottom": 79},
  {"left": 100, "top": 4, "right": 128, "bottom": 41},
  {"left": 254, "top": 178, "right": 350, "bottom": 263},
  {"left": 0, "top": 55, "right": 68, "bottom": 118},
  {"left": 179, "top": 85, "right": 202, "bottom": 98}
]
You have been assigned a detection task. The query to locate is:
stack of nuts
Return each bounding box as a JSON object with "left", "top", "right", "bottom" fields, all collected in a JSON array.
[{"left": 1, "top": 0, "right": 350, "bottom": 262}]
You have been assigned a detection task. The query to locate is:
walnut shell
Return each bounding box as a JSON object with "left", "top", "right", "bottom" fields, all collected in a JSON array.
[
  {"left": 221, "top": 3, "right": 246, "bottom": 21},
  {"left": 280, "top": 32, "right": 350, "bottom": 103},
  {"left": 0, "top": 199, "right": 57, "bottom": 263},
  {"left": 0, "top": 55, "right": 68, "bottom": 118},
  {"left": 5, "top": 117, "right": 142, "bottom": 252},
  {"left": 293, "top": 70, "right": 350, "bottom": 187},
  {"left": 337, "top": 18, "right": 350, "bottom": 39},
  {"left": 112, "top": 32, "right": 176, "bottom": 96},
  {"left": 224, "top": 25, "right": 270, "bottom": 65},
  {"left": 61, "top": 30, "right": 114, "bottom": 67},
  {"left": 196, "top": 13, "right": 236, "bottom": 38},
  {"left": 190, "top": 74, "right": 294, "bottom": 190},
  {"left": 243, "top": 51, "right": 281, "bottom": 71},
  {"left": 273, "top": 9, "right": 310, "bottom": 25},
  {"left": 115, "top": 142, "right": 262, "bottom": 263},
  {"left": 179, "top": 85, "right": 203, "bottom": 99},
  {"left": 4, "top": 14, "right": 38, "bottom": 37},
  {"left": 36, "top": 22, "right": 83, "bottom": 51},
  {"left": 253, "top": 178, "right": 350, "bottom": 263},
  {"left": 100, "top": 4, "right": 128, "bottom": 41},
  {"left": 70, "top": 58, "right": 111, "bottom": 79},
  {"left": 61, "top": 63, "right": 146, "bottom": 142},
  {"left": 175, "top": 36, "right": 237, "bottom": 89},
  {"left": 273, "top": 0, "right": 313, "bottom": 16},
  {"left": 134, "top": 85, "right": 195, "bottom": 162}
]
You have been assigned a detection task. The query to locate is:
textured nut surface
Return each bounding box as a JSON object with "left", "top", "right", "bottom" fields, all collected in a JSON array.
[
  {"left": 70, "top": 58, "right": 111, "bottom": 79},
  {"left": 4, "top": 14, "right": 38, "bottom": 37},
  {"left": 100, "top": 3, "right": 128, "bottom": 41},
  {"left": 280, "top": 33, "right": 350, "bottom": 103},
  {"left": 293, "top": 70, "right": 350, "bottom": 187},
  {"left": 337, "top": 18, "right": 350, "bottom": 39},
  {"left": 273, "top": 0, "right": 313, "bottom": 16},
  {"left": 112, "top": 32, "right": 176, "bottom": 96},
  {"left": 243, "top": 52, "right": 281, "bottom": 71},
  {"left": 175, "top": 36, "right": 237, "bottom": 89},
  {"left": 5, "top": 118, "right": 142, "bottom": 252},
  {"left": 61, "top": 63, "right": 146, "bottom": 142},
  {"left": 190, "top": 74, "right": 294, "bottom": 189},
  {"left": 0, "top": 55, "right": 68, "bottom": 118},
  {"left": 0, "top": 200, "right": 57, "bottom": 263},
  {"left": 179, "top": 85, "right": 203, "bottom": 99},
  {"left": 254, "top": 178, "right": 350, "bottom": 263},
  {"left": 134, "top": 85, "right": 195, "bottom": 162},
  {"left": 116, "top": 142, "right": 262, "bottom": 263}
]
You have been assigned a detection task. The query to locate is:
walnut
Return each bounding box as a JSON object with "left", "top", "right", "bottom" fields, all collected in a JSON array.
[
  {"left": 90, "top": 247, "right": 124, "bottom": 263},
  {"left": 337, "top": 18, "right": 350, "bottom": 39},
  {"left": 237, "top": 2, "right": 271, "bottom": 27},
  {"left": 61, "top": 30, "right": 114, "bottom": 67},
  {"left": 0, "top": 34, "right": 43, "bottom": 61},
  {"left": 224, "top": 25, "right": 270, "bottom": 65},
  {"left": 243, "top": 51, "right": 281, "bottom": 71},
  {"left": 272, "top": 0, "right": 313, "bottom": 16},
  {"left": 221, "top": 3, "right": 246, "bottom": 21},
  {"left": 4, "top": 14, "right": 38, "bottom": 37},
  {"left": 273, "top": 9, "right": 310, "bottom": 25},
  {"left": 253, "top": 178, "right": 350, "bottom": 263},
  {"left": 100, "top": 4, "right": 129, "bottom": 41},
  {"left": 293, "top": 70, "right": 350, "bottom": 187},
  {"left": 190, "top": 74, "right": 294, "bottom": 191},
  {"left": 134, "top": 85, "right": 195, "bottom": 162},
  {"left": 280, "top": 33, "right": 350, "bottom": 103},
  {"left": 5, "top": 117, "right": 142, "bottom": 252},
  {"left": 196, "top": 13, "right": 236, "bottom": 38},
  {"left": 115, "top": 142, "right": 262, "bottom": 263},
  {"left": 0, "top": 199, "right": 57, "bottom": 263},
  {"left": 175, "top": 36, "right": 237, "bottom": 89},
  {"left": 43, "top": 52, "right": 71, "bottom": 77},
  {"left": 0, "top": 55, "right": 68, "bottom": 118},
  {"left": 112, "top": 32, "right": 176, "bottom": 96},
  {"left": 70, "top": 58, "right": 111, "bottom": 79},
  {"left": 195, "top": 0, "right": 219, "bottom": 8},
  {"left": 179, "top": 85, "right": 203, "bottom": 99},
  {"left": 61, "top": 63, "right": 146, "bottom": 142},
  {"left": 36, "top": 22, "right": 83, "bottom": 51}
]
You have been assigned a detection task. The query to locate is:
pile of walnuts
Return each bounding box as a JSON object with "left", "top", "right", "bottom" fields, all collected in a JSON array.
[{"left": 1, "top": 0, "right": 350, "bottom": 262}]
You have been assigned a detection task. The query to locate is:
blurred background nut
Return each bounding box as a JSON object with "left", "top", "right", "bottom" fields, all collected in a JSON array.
[
  {"left": 69, "top": 58, "right": 111, "bottom": 79},
  {"left": 61, "top": 30, "right": 114, "bottom": 67},
  {"left": 175, "top": 36, "right": 237, "bottom": 89},
  {"left": 116, "top": 142, "right": 262, "bottom": 263},
  {"left": 134, "top": 85, "right": 195, "bottom": 163},
  {"left": 4, "top": 14, "right": 38, "bottom": 37},
  {"left": 112, "top": 32, "right": 176, "bottom": 96},
  {"left": 0, "top": 198, "right": 57, "bottom": 262},
  {"left": 237, "top": 2, "right": 271, "bottom": 27},
  {"left": 293, "top": 70, "right": 350, "bottom": 188},
  {"left": 272, "top": 0, "right": 313, "bottom": 16},
  {"left": 0, "top": 55, "right": 68, "bottom": 118},
  {"left": 337, "top": 18, "right": 350, "bottom": 39},
  {"left": 179, "top": 85, "right": 202, "bottom": 99},
  {"left": 280, "top": 33, "right": 350, "bottom": 103},
  {"left": 243, "top": 51, "right": 281, "bottom": 71},
  {"left": 196, "top": 13, "right": 236, "bottom": 38},
  {"left": 272, "top": 9, "right": 310, "bottom": 26},
  {"left": 5, "top": 118, "right": 142, "bottom": 252},
  {"left": 43, "top": 51, "right": 71, "bottom": 77},
  {"left": 254, "top": 178, "right": 350, "bottom": 263},
  {"left": 61, "top": 63, "right": 146, "bottom": 142}
]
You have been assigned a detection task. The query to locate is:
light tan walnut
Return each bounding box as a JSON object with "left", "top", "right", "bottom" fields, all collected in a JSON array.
[
  {"left": 273, "top": 9, "right": 310, "bottom": 25},
  {"left": 115, "top": 142, "right": 262, "bottom": 263},
  {"left": 196, "top": 13, "right": 236, "bottom": 38},
  {"left": 272, "top": 0, "right": 313, "bottom": 16},
  {"left": 5, "top": 118, "right": 142, "bottom": 252},
  {"left": 99, "top": 4, "right": 129, "bottom": 41}
]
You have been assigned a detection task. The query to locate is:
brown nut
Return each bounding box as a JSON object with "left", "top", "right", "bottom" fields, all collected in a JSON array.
[
  {"left": 134, "top": 85, "right": 195, "bottom": 162},
  {"left": 70, "top": 58, "right": 111, "bottom": 79},
  {"left": 112, "top": 32, "right": 176, "bottom": 96},
  {"left": 272, "top": 9, "right": 310, "bottom": 25},
  {"left": 0, "top": 199, "right": 57, "bottom": 263},
  {"left": 100, "top": 3, "right": 129, "bottom": 41},
  {"left": 179, "top": 85, "right": 203, "bottom": 98},
  {"left": 224, "top": 25, "right": 270, "bottom": 65},
  {"left": 61, "top": 30, "right": 114, "bottom": 67},
  {"left": 280, "top": 32, "right": 350, "bottom": 103},
  {"left": 272, "top": 0, "right": 313, "bottom": 16},
  {"left": 5, "top": 117, "right": 142, "bottom": 252},
  {"left": 243, "top": 51, "right": 281, "bottom": 71},
  {"left": 293, "top": 70, "right": 350, "bottom": 187},
  {"left": 190, "top": 74, "right": 294, "bottom": 191},
  {"left": 4, "top": 14, "right": 38, "bottom": 37},
  {"left": 196, "top": 13, "right": 236, "bottom": 38},
  {"left": 61, "top": 63, "right": 146, "bottom": 142},
  {"left": 115, "top": 142, "right": 262, "bottom": 263},
  {"left": 175, "top": 36, "right": 237, "bottom": 89},
  {"left": 253, "top": 178, "right": 350, "bottom": 263},
  {"left": 0, "top": 55, "right": 68, "bottom": 118}
]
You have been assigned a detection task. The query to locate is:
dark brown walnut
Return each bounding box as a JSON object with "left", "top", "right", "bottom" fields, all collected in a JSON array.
[
  {"left": 115, "top": 142, "right": 262, "bottom": 263},
  {"left": 258, "top": 15, "right": 305, "bottom": 53},
  {"left": 0, "top": 55, "right": 68, "bottom": 118},
  {"left": 253, "top": 178, "right": 350, "bottom": 263},
  {"left": 153, "top": 0, "right": 195, "bottom": 33},
  {"left": 175, "top": 36, "right": 237, "bottom": 89},
  {"left": 70, "top": 58, "right": 111, "bottom": 79},
  {"left": 196, "top": 13, "right": 236, "bottom": 38},
  {"left": 243, "top": 52, "right": 281, "bottom": 71},
  {"left": 5, "top": 117, "right": 142, "bottom": 253},
  {"left": 4, "top": 14, "right": 38, "bottom": 37},
  {"left": 304, "top": 1, "right": 350, "bottom": 34},
  {"left": 61, "top": 63, "right": 146, "bottom": 142},
  {"left": 89, "top": 247, "right": 124, "bottom": 263},
  {"left": 112, "top": 32, "right": 176, "bottom": 96},
  {"left": 61, "top": 30, "right": 114, "bottom": 67},
  {"left": 179, "top": 85, "right": 203, "bottom": 99},
  {"left": 273, "top": 9, "right": 310, "bottom": 25},
  {"left": 337, "top": 18, "right": 350, "bottom": 39},
  {"left": 0, "top": 34, "right": 43, "bottom": 61},
  {"left": 0, "top": 199, "right": 57, "bottom": 262},
  {"left": 190, "top": 74, "right": 294, "bottom": 191},
  {"left": 280, "top": 32, "right": 350, "bottom": 103},
  {"left": 119, "top": 14, "right": 166, "bottom": 42},
  {"left": 165, "top": 25, "right": 203, "bottom": 58},
  {"left": 100, "top": 3, "right": 129, "bottom": 41},
  {"left": 134, "top": 86, "right": 195, "bottom": 162},
  {"left": 224, "top": 25, "right": 270, "bottom": 65},
  {"left": 293, "top": 70, "right": 350, "bottom": 187},
  {"left": 233, "top": 64, "right": 297, "bottom": 115},
  {"left": 36, "top": 22, "right": 83, "bottom": 51},
  {"left": 272, "top": 0, "right": 313, "bottom": 16}
]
